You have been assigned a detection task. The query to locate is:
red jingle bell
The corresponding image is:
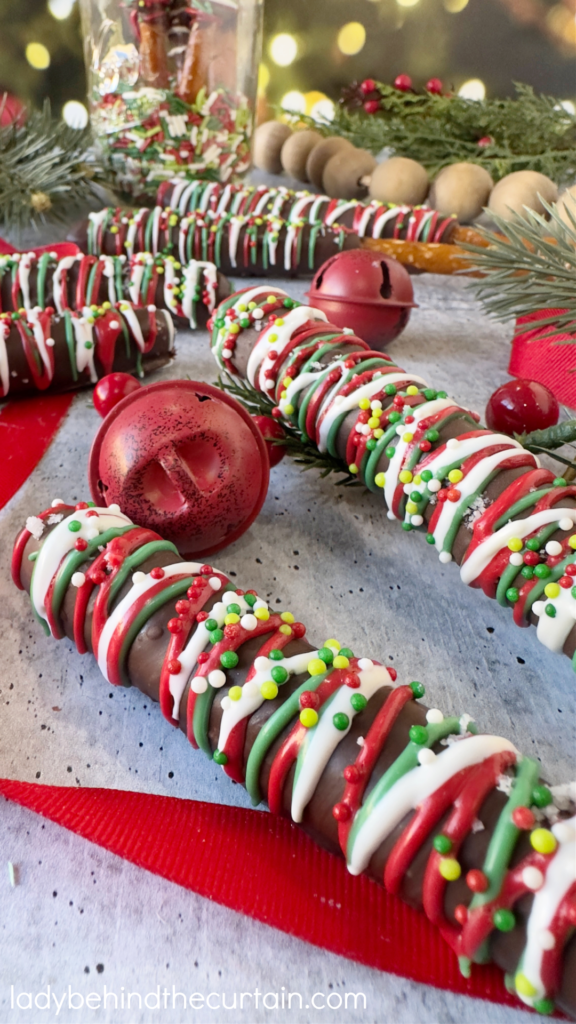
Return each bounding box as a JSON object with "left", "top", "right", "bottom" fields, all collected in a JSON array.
[
  {"left": 89, "top": 380, "right": 270, "bottom": 558},
  {"left": 306, "top": 250, "right": 416, "bottom": 350}
]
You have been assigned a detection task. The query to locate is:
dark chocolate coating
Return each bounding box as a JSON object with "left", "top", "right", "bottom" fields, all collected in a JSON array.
[{"left": 17, "top": 524, "right": 576, "bottom": 1017}]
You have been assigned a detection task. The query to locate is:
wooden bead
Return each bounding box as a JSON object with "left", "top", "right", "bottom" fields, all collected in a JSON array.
[
  {"left": 252, "top": 120, "right": 293, "bottom": 174},
  {"left": 488, "top": 170, "right": 558, "bottom": 221},
  {"left": 322, "top": 147, "right": 377, "bottom": 200},
  {"left": 429, "top": 162, "right": 494, "bottom": 223},
  {"left": 368, "top": 157, "right": 429, "bottom": 206},
  {"left": 280, "top": 129, "right": 323, "bottom": 182},
  {"left": 306, "top": 136, "right": 354, "bottom": 190},
  {"left": 555, "top": 183, "right": 576, "bottom": 230}
]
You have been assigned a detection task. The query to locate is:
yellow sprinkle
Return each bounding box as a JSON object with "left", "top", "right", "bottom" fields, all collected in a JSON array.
[
  {"left": 308, "top": 658, "right": 326, "bottom": 676},
  {"left": 373, "top": 428, "right": 384, "bottom": 439},
  {"left": 283, "top": 376, "right": 293, "bottom": 387},
  {"left": 157, "top": 266, "right": 164, "bottom": 274},
  {"left": 284, "top": 403, "right": 294, "bottom": 415},
  {"left": 406, "top": 501, "right": 419, "bottom": 515},
  {"left": 406, "top": 385, "right": 419, "bottom": 396},
  {"left": 280, "top": 612, "right": 295, "bottom": 623},
  {"left": 413, "top": 475, "right": 422, "bottom": 484},
  {"left": 248, "top": 302, "right": 256, "bottom": 309},
  {"left": 229, "top": 686, "right": 242, "bottom": 701},
  {"left": 275, "top": 318, "right": 285, "bottom": 326},
  {"left": 358, "top": 398, "right": 371, "bottom": 410},
  {"left": 300, "top": 708, "right": 318, "bottom": 728},
  {"left": 237, "top": 303, "right": 247, "bottom": 312},
  {"left": 229, "top": 323, "right": 240, "bottom": 334},
  {"left": 569, "top": 535, "right": 576, "bottom": 550},
  {"left": 224, "top": 613, "right": 240, "bottom": 625},
  {"left": 438, "top": 858, "right": 461, "bottom": 881},
  {"left": 268, "top": 333, "right": 278, "bottom": 342},
  {"left": 281, "top": 390, "right": 287, "bottom": 399},
  {"left": 368, "top": 417, "right": 380, "bottom": 429},
  {"left": 324, "top": 639, "right": 341, "bottom": 651},
  {"left": 448, "top": 469, "right": 463, "bottom": 484},
  {"left": 254, "top": 608, "right": 270, "bottom": 621},
  {"left": 102, "top": 301, "right": 111, "bottom": 310},
  {"left": 279, "top": 624, "right": 292, "bottom": 635},
  {"left": 515, "top": 973, "right": 537, "bottom": 999},
  {"left": 508, "top": 537, "right": 523, "bottom": 552},
  {"left": 544, "top": 583, "right": 561, "bottom": 599},
  {"left": 530, "top": 828, "right": 557, "bottom": 855},
  {"left": 333, "top": 655, "right": 350, "bottom": 669},
  {"left": 402, "top": 432, "right": 414, "bottom": 443},
  {"left": 267, "top": 295, "right": 276, "bottom": 303},
  {"left": 261, "top": 680, "right": 278, "bottom": 700},
  {"left": 349, "top": 463, "right": 358, "bottom": 475},
  {"left": 375, "top": 472, "right": 386, "bottom": 488},
  {"left": 399, "top": 470, "right": 413, "bottom": 484}
]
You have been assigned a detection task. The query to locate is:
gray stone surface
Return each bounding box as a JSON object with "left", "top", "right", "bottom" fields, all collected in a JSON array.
[{"left": 0, "top": 271, "right": 574, "bottom": 1024}]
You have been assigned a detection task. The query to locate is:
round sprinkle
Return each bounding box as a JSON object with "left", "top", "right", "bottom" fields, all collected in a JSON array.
[
  {"left": 300, "top": 708, "right": 318, "bottom": 728},
  {"left": 254, "top": 608, "right": 270, "bottom": 621},
  {"left": 530, "top": 828, "right": 557, "bottom": 854},
  {"left": 271, "top": 665, "right": 288, "bottom": 684},
  {"left": 532, "top": 784, "right": 553, "bottom": 808},
  {"left": 208, "top": 670, "right": 227, "bottom": 689},
  {"left": 418, "top": 748, "right": 436, "bottom": 765},
  {"left": 191, "top": 676, "right": 208, "bottom": 694},
  {"left": 409, "top": 724, "right": 428, "bottom": 745},
  {"left": 428, "top": 479, "right": 441, "bottom": 493},
  {"left": 439, "top": 858, "right": 461, "bottom": 881},
  {"left": 220, "top": 651, "right": 239, "bottom": 669},
  {"left": 308, "top": 658, "right": 326, "bottom": 676},
  {"left": 448, "top": 469, "right": 463, "bottom": 483},
  {"left": 240, "top": 614, "right": 257, "bottom": 631},
  {"left": 280, "top": 611, "right": 294, "bottom": 623},
  {"left": 71, "top": 572, "right": 86, "bottom": 587},
  {"left": 261, "top": 680, "right": 278, "bottom": 700},
  {"left": 410, "top": 681, "right": 425, "bottom": 698},
  {"left": 544, "top": 582, "right": 560, "bottom": 599},
  {"left": 399, "top": 470, "right": 413, "bottom": 484},
  {"left": 132, "top": 571, "right": 146, "bottom": 585},
  {"left": 229, "top": 686, "right": 242, "bottom": 701},
  {"left": 508, "top": 537, "right": 523, "bottom": 552},
  {"left": 558, "top": 517, "right": 573, "bottom": 531},
  {"left": 333, "top": 712, "right": 350, "bottom": 731},
  {"left": 433, "top": 834, "right": 452, "bottom": 855},
  {"left": 545, "top": 540, "right": 562, "bottom": 556},
  {"left": 466, "top": 869, "right": 488, "bottom": 892},
  {"left": 209, "top": 576, "right": 222, "bottom": 591},
  {"left": 350, "top": 693, "right": 367, "bottom": 712},
  {"left": 324, "top": 639, "right": 341, "bottom": 651},
  {"left": 375, "top": 473, "right": 386, "bottom": 488},
  {"left": 539, "top": 930, "right": 556, "bottom": 951},
  {"left": 446, "top": 438, "right": 460, "bottom": 450},
  {"left": 509, "top": 553, "right": 524, "bottom": 566},
  {"left": 426, "top": 708, "right": 444, "bottom": 724},
  {"left": 68, "top": 520, "right": 82, "bottom": 532},
  {"left": 515, "top": 973, "right": 537, "bottom": 999},
  {"left": 493, "top": 908, "right": 515, "bottom": 932},
  {"left": 213, "top": 750, "right": 228, "bottom": 765},
  {"left": 439, "top": 552, "right": 453, "bottom": 564},
  {"left": 506, "top": 587, "right": 519, "bottom": 603},
  {"left": 522, "top": 866, "right": 544, "bottom": 891},
  {"left": 569, "top": 535, "right": 576, "bottom": 549},
  {"left": 279, "top": 624, "right": 292, "bottom": 636},
  {"left": 333, "top": 655, "right": 350, "bottom": 669}
]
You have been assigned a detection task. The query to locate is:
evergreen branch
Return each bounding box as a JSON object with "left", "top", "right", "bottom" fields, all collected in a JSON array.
[
  {"left": 521, "top": 421, "right": 576, "bottom": 451},
  {"left": 214, "top": 373, "right": 359, "bottom": 485}
]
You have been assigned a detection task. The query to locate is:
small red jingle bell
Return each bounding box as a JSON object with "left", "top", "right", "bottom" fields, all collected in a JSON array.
[
  {"left": 306, "top": 250, "right": 416, "bottom": 350},
  {"left": 89, "top": 380, "right": 270, "bottom": 558}
]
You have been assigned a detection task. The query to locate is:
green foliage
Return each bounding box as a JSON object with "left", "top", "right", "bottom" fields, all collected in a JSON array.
[
  {"left": 298, "top": 83, "right": 576, "bottom": 184},
  {"left": 0, "top": 100, "right": 107, "bottom": 235}
]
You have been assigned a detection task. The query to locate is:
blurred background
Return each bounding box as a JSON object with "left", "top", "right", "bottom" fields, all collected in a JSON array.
[{"left": 0, "top": 0, "right": 575, "bottom": 127}]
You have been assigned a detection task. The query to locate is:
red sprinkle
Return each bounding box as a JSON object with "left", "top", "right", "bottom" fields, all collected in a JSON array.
[
  {"left": 446, "top": 488, "right": 461, "bottom": 503},
  {"left": 197, "top": 611, "right": 209, "bottom": 622},
  {"left": 437, "top": 489, "right": 448, "bottom": 503},
  {"left": 512, "top": 806, "right": 536, "bottom": 830},
  {"left": 332, "top": 802, "right": 352, "bottom": 821},
  {"left": 90, "top": 569, "right": 107, "bottom": 585},
  {"left": 299, "top": 690, "right": 320, "bottom": 710},
  {"left": 167, "top": 659, "right": 181, "bottom": 674},
  {"left": 566, "top": 564, "right": 576, "bottom": 575},
  {"left": 175, "top": 599, "right": 190, "bottom": 615},
  {"left": 167, "top": 618, "right": 183, "bottom": 634},
  {"left": 454, "top": 904, "right": 468, "bottom": 925},
  {"left": 75, "top": 502, "right": 89, "bottom": 510},
  {"left": 523, "top": 551, "right": 540, "bottom": 566},
  {"left": 86, "top": 509, "right": 100, "bottom": 518},
  {"left": 345, "top": 675, "right": 360, "bottom": 689},
  {"left": 343, "top": 764, "right": 361, "bottom": 784},
  {"left": 200, "top": 565, "right": 213, "bottom": 575},
  {"left": 197, "top": 652, "right": 209, "bottom": 664},
  {"left": 466, "top": 869, "right": 488, "bottom": 893},
  {"left": 74, "top": 538, "right": 88, "bottom": 552},
  {"left": 292, "top": 622, "right": 306, "bottom": 638},
  {"left": 559, "top": 575, "right": 573, "bottom": 589},
  {"left": 150, "top": 567, "right": 165, "bottom": 579},
  {"left": 419, "top": 440, "right": 432, "bottom": 452}
]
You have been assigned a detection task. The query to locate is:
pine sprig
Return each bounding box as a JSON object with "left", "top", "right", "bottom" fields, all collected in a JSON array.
[
  {"left": 295, "top": 82, "right": 576, "bottom": 183},
  {"left": 0, "top": 100, "right": 108, "bottom": 234},
  {"left": 464, "top": 199, "right": 576, "bottom": 340},
  {"left": 215, "top": 373, "right": 359, "bottom": 484}
]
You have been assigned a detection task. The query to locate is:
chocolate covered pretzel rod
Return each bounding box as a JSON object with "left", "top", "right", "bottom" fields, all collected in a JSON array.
[
  {"left": 0, "top": 303, "right": 174, "bottom": 399},
  {"left": 12, "top": 502, "right": 576, "bottom": 1017},
  {"left": 71, "top": 207, "right": 359, "bottom": 277},
  {"left": 210, "top": 286, "right": 576, "bottom": 668},
  {"left": 0, "top": 250, "right": 229, "bottom": 331}
]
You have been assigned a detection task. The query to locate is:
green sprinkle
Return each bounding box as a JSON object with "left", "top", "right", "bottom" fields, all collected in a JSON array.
[
  {"left": 401, "top": 522, "right": 413, "bottom": 531},
  {"left": 350, "top": 693, "right": 367, "bottom": 712},
  {"left": 533, "top": 998, "right": 555, "bottom": 1016},
  {"left": 227, "top": 603, "right": 241, "bottom": 615},
  {"left": 318, "top": 647, "right": 334, "bottom": 664},
  {"left": 87, "top": 501, "right": 96, "bottom": 507},
  {"left": 384, "top": 383, "right": 397, "bottom": 396},
  {"left": 244, "top": 593, "right": 257, "bottom": 607},
  {"left": 409, "top": 724, "right": 428, "bottom": 744},
  {"left": 433, "top": 834, "right": 452, "bottom": 855},
  {"left": 283, "top": 298, "right": 293, "bottom": 308},
  {"left": 425, "top": 428, "right": 439, "bottom": 442},
  {"left": 526, "top": 538, "right": 541, "bottom": 551},
  {"left": 68, "top": 520, "right": 82, "bottom": 532},
  {"left": 493, "top": 908, "right": 515, "bottom": 932},
  {"left": 552, "top": 477, "right": 567, "bottom": 487},
  {"left": 410, "top": 681, "right": 425, "bottom": 698},
  {"left": 213, "top": 750, "right": 228, "bottom": 765},
  {"left": 333, "top": 712, "right": 350, "bottom": 731},
  {"left": 426, "top": 534, "right": 436, "bottom": 545},
  {"left": 210, "top": 629, "right": 224, "bottom": 643},
  {"left": 271, "top": 665, "right": 288, "bottom": 684},
  {"left": 534, "top": 564, "right": 551, "bottom": 578},
  {"left": 385, "top": 446, "right": 396, "bottom": 459},
  {"left": 521, "top": 566, "right": 534, "bottom": 579},
  {"left": 423, "top": 388, "right": 437, "bottom": 401},
  {"left": 339, "top": 647, "right": 354, "bottom": 659},
  {"left": 437, "top": 390, "right": 448, "bottom": 399},
  {"left": 506, "top": 587, "right": 519, "bottom": 603},
  {"left": 220, "top": 651, "right": 239, "bottom": 669},
  {"left": 269, "top": 649, "right": 284, "bottom": 661},
  {"left": 421, "top": 470, "right": 433, "bottom": 482},
  {"left": 532, "top": 784, "right": 553, "bottom": 808},
  {"left": 28, "top": 551, "right": 38, "bottom": 561},
  {"left": 205, "top": 618, "right": 218, "bottom": 631},
  {"left": 410, "top": 490, "right": 421, "bottom": 503},
  {"left": 366, "top": 438, "right": 377, "bottom": 451},
  {"left": 545, "top": 604, "right": 556, "bottom": 617},
  {"left": 388, "top": 411, "right": 401, "bottom": 424},
  {"left": 572, "top": 587, "right": 576, "bottom": 600},
  {"left": 84, "top": 341, "right": 93, "bottom": 349}
]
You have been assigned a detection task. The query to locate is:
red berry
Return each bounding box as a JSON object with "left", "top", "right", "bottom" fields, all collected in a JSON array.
[
  {"left": 485, "top": 379, "right": 559, "bottom": 436},
  {"left": 478, "top": 136, "right": 493, "bottom": 148},
  {"left": 466, "top": 869, "right": 488, "bottom": 893},
  {"left": 363, "top": 100, "right": 381, "bottom": 115},
  {"left": 454, "top": 904, "right": 468, "bottom": 925},
  {"left": 92, "top": 373, "right": 142, "bottom": 418},
  {"left": 426, "top": 77, "right": 443, "bottom": 94},
  {"left": 360, "top": 78, "right": 377, "bottom": 94},
  {"left": 251, "top": 414, "right": 286, "bottom": 468},
  {"left": 394, "top": 74, "right": 413, "bottom": 92},
  {"left": 512, "top": 806, "right": 536, "bottom": 830},
  {"left": 332, "top": 802, "right": 351, "bottom": 821},
  {"left": 150, "top": 566, "right": 165, "bottom": 579},
  {"left": 299, "top": 690, "right": 320, "bottom": 710}
]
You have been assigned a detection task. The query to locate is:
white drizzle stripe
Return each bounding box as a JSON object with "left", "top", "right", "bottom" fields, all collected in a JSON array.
[
  {"left": 31, "top": 507, "right": 132, "bottom": 629},
  {"left": 128, "top": 259, "right": 148, "bottom": 304},
  {"left": 246, "top": 305, "right": 326, "bottom": 390},
  {"left": 382, "top": 398, "right": 454, "bottom": 512},
  {"left": 126, "top": 210, "right": 149, "bottom": 259},
  {"left": 96, "top": 562, "right": 204, "bottom": 682},
  {"left": 291, "top": 665, "right": 391, "bottom": 823},
  {"left": 460, "top": 509, "right": 576, "bottom": 585},
  {"left": 532, "top": 588, "right": 576, "bottom": 652},
  {"left": 72, "top": 312, "right": 97, "bottom": 382},
  {"left": 27, "top": 308, "right": 53, "bottom": 378},
  {"left": 168, "top": 599, "right": 230, "bottom": 719},
  {"left": 100, "top": 256, "right": 117, "bottom": 305},
  {"left": 18, "top": 255, "right": 34, "bottom": 312},
  {"left": 517, "top": 817, "right": 576, "bottom": 1006},
  {"left": 347, "top": 735, "right": 518, "bottom": 876},
  {"left": 371, "top": 206, "right": 410, "bottom": 239},
  {"left": 118, "top": 305, "right": 146, "bottom": 351},
  {"left": 0, "top": 318, "right": 10, "bottom": 395},
  {"left": 318, "top": 372, "right": 429, "bottom": 456},
  {"left": 324, "top": 201, "right": 357, "bottom": 226},
  {"left": 217, "top": 650, "right": 319, "bottom": 752}
]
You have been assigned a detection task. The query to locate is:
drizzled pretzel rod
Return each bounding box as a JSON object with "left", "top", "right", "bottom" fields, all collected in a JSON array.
[{"left": 12, "top": 502, "right": 576, "bottom": 1018}]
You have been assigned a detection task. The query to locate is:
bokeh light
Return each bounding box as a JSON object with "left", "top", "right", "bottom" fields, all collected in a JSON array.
[
  {"left": 280, "top": 90, "right": 306, "bottom": 113},
  {"left": 47, "top": 0, "right": 76, "bottom": 19},
  {"left": 458, "top": 78, "right": 486, "bottom": 100},
  {"left": 309, "top": 96, "right": 335, "bottom": 122},
  {"left": 258, "top": 63, "right": 270, "bottom": 94},
  {"left": 337, "top": 22, "right": 366, "bottom": 56},
  {"left": 443, "top": 0, "right": 469, "bottom": 12},
  {"left": 270, "top": 33, "right": 298, "bottom": 67},
  {"left": 396, "top": 0, "right": 421, "bottom": 8},
  {"left": 62, "top": 99, "right": 88, "bottom": 128},
  {"left": 25, "top": 42, "right": 51, "bottom": 70}
]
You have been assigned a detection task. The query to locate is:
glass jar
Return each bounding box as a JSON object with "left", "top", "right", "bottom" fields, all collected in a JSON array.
[{"left": 80, "top": 0, "right": 263, "bottom": 200}]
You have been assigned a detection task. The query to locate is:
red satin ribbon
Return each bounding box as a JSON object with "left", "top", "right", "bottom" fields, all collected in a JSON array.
[
  {"left": 0, "top": 237, "right": 79, "bottom": 258},
  {"left": 510, "top": 311, "right": 576, "bottom": 408},
  {"left": 0, "top": 778, "right": 537, "bottom": 1012},
  {"left": 0, "top": 393, "right": 74, "bottom": 510}
]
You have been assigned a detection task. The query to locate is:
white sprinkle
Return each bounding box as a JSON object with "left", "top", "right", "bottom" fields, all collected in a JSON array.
[
  {"left": 222, "top": 591, "right": 240, "bottom": 607},
  {"left": 108, "top": 503, "right": 121, "bottom": 513},
  {"left": 252, "top": 309, "right": 264, "bottom": 320},
  {"left": 371, "top": 400, "right": 382, "bottom": 410},
  {"left": 545, "top": 540, "right": 562, "bottom": 556},
  {"left": 191, "top": 676, "right": 208, "bottom": 694},
  {"left": 222, "top": 349, "right": 233, "bottom": 359},
  {"left": 254, "top": 656, "right": 269, "bottom": 672},
  {"left": 241, "top": 614, "right": 257, "bottom": 631},
  {"left": 253, "top": 599, "right": 268, "bottom": 611},
  {"left": 552, "top": 820, "right": 576, "bottom": 844},
  {"left": 428, "top": 479, "right": 441, "bottom": 493},
  {"left": 411, "top": 515, "right": 424, "bottom": 527},
  {"left": 264, "top": 380, "right": 275, "bottom": 391},
  {"left": 539, "top": 930, "right": 556, "bottom": 951},
  {"left": 426, "top": 708, "right": 444, "bottom": 724},
  {"left": 45, "top": 337, "right": 55, "bottom": 348},
  {"left": 559, "top": 517, "right": 574, "bottom": 531},
  {"left": 403, "top": 484, "right": 413, "bottom": 496},
  {"left": 208, "top": 669, "right": 226, "bottom": 688},
  {"left": 132, "top": 571, "right": 146, "bottom": 585},
  {"left": 25, "top": 516, "right": 44, "bottom": 540},
  {"left": 209, "top": 577, "right": 222, "bottom": 591},
  {"left": 71, "top": 572, "right": 86, "bottom": 588},
  {"left": 532, "top": 600, "right": 545, "bottom": 617},
  {"left": 446, "top": 438, "right": 460, "bottom": 450},
  {"left": 147, "top": 305, "right": 157, "bottom": 312},
  {"left": 418, "top": 748, "right": 436, "bottom": 766},
  {"left": 358, "top": 658, "right": 373, "bottom": 671},
  {"left": 356, "top": 736, "right": 365, "bottom": 747},
  {"left": 355, "top": 424, "right": 364, "bottom": 434},
  {"left": 109, "top": 320, "right": 120, "bottom": 329},
  {"left": 7, "top": 862, "right": 17, "bottom": 887},
  {"left": 509, "top": 553, "right": 524, "bottom": 566},
  {"left": 439, "top": 551, "right": 452, "bottom": 564},
  {"left": 522, "top": 866, "right": 544, "bottom": 891},
  {"left": 221, "top": 696, "right": 231, "bottom": 712},
  {"left": 244, "top": 681, "right": 259, "bottom": 698},
  {"left": 387, "top": 510, "right": 396, "bottom": 520},
  {"left": 395, "top": 425, "right": 404, "bottom": 436}
]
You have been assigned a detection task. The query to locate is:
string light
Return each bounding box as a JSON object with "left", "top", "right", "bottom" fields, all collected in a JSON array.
[
  {"left": 25, "top": 42, "right": 51, "bottom": 70},
  {"left": 47, "top": 0, "right": 76, "bottom": 19},
  {"left": 337, "top": 22, "right": 366, "bottom": 55},
  {"left": 280, "top": 90, "right": 306, "bottom": 114},
  {"left": 443, "top": 0, "right": 469, "bottom": 12},
  {"left": 458, "top": 78, "right": 486, "bottom": 101},
  {"left": 270, "top": 34, "right": 298, "bottom": 67},
  {"left": 62, "top": 100, "right": 88, "bottom": 129}
]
